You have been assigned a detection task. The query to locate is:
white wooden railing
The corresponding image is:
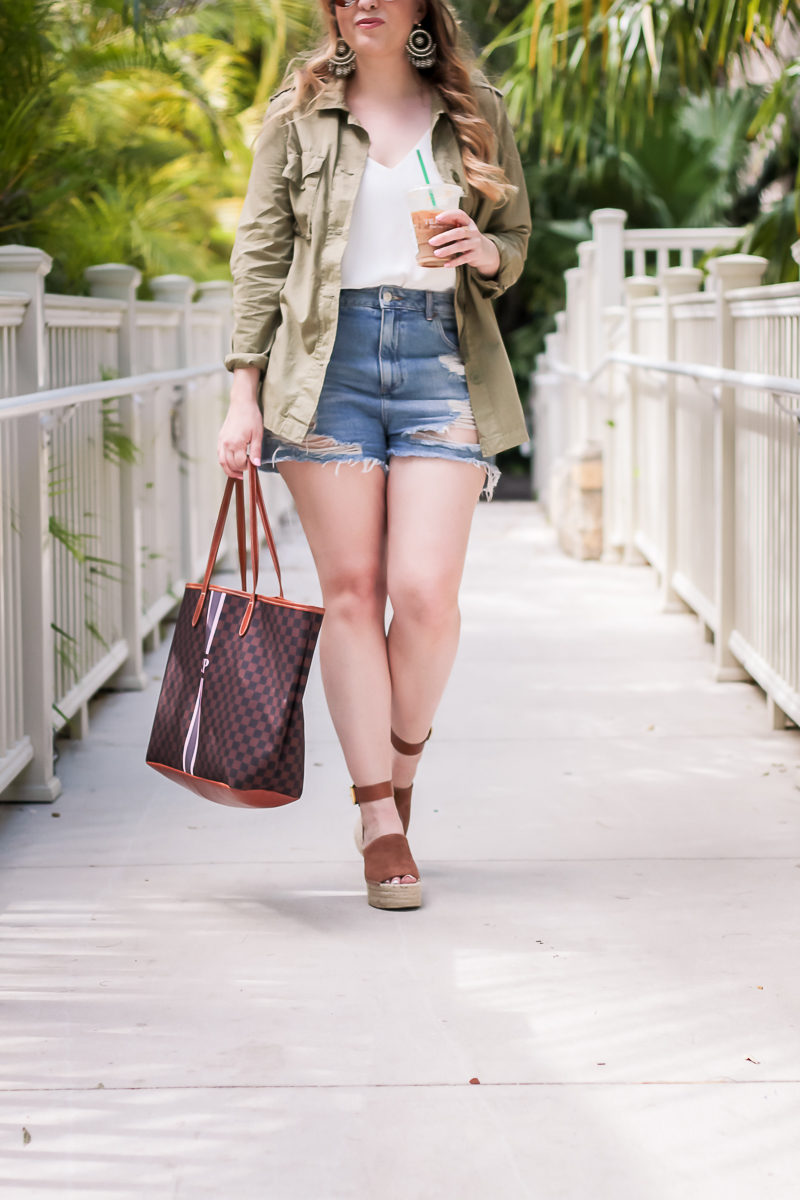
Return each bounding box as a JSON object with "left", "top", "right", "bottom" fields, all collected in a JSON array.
[
  {"left": 532, "top": 209, "right": 800, "bottom": 731},
  {"left": 0, "top": 247, "right": 290, "bottom": 802}
]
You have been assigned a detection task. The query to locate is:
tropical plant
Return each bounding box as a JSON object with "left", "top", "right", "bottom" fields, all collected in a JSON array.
[
  {"left": 485, "top": 1, "right": 800, "bottom": 159},
  {"left": 0, "top": 0, "right": 313, "bottom": 290},
  {"left": 481, "top": 0, "right": 800, "bottom": 397}
]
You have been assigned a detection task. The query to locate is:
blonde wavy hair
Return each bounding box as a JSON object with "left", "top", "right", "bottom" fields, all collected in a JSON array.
[{"left": 281, "top": 0, "right": 515, "bottom": 205}]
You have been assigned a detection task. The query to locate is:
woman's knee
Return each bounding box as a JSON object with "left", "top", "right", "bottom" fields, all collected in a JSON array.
[
  {"left": 388, "top": 572, "right": 460, "bottom": 629},
  {"left": 322, "top": 563, "right": 386, "bottom": 622}
]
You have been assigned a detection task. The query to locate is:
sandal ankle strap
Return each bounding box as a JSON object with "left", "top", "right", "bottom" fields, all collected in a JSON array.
[
  {"left": 390, "top": 727, "right": 432, "bottom": 756},
  {"left": 350, "top": 780, "right": 394, "bottom": 806}
]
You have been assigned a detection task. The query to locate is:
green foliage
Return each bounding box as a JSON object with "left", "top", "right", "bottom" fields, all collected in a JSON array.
[
  {"left": 46, "top": 392, "right": 132, "bottom": 695},
  {"left": 485, "top": 1, "right": 800, "bottom": 163},
  {"left": 0, "top": 0, "right": 312, "bottom": 289},
  {"left": 479, "top": 0, "right": 800, "bottom": 389},
  {"left": 101, "top": 374, "right": 141, "bottom": 466},
  {"left": 3, "top": 0, "right": 798, "bottom": 389}
]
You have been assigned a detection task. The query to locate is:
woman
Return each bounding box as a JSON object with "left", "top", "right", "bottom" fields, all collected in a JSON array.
[{"left": 218, "top": 0, "right": 530, "bottom": 910}]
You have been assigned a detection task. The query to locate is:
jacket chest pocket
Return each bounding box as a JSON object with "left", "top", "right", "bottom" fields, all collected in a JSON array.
[{"left": 283, "top": 149, "right": 327, "bottom": 240}]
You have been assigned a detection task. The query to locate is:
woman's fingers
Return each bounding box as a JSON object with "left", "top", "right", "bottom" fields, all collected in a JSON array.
[
  {"left": 429, "top": 213, "right": 480, "bottom": 259},
  {"left": 434, "top": 208, "right": 470, "bottom": 227},
  {"left": 217, "top": 411, "right": 263, "bottom": 479},
  {"left": 218, "top": 445, "right": 245, "bottom": 479},
  {"left": 428, "top": 215, "right": 500, "bottom": 276},
  {"left": 432, "top": 228, "right": 482, "bottom": 266}
]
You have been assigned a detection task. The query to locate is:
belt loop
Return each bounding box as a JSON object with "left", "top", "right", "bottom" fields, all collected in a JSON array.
[{"left": 425, "top": 291, "right": 434, "bottom": 321}]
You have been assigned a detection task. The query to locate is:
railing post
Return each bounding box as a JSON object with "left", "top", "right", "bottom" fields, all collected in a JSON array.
[
  {"left": 587, "top": 211, "right": 626, "bottom": 553},
  {"left": 599, "top": 302, "right": 627, "bottom": 562},
  {"left": 590, "top": 209, "right": 627, "bottom": 441},
  {"left": 85, "top": 263, "right": 148, "bottom": 691},
  {"left": 563, "top": 267, "right": 582, "bottom": 453},
  {"left": 195, "top": 281, "right": 233, "bottom": 364},
  {"left": 576, "top": 241, "right": 595, "bottom": 444},
  {"left": 150, "top": 274, "right": 195, "bottom": 364},
  {"left": 590, "top": 208, "right": 627, "bottom": 311},
  {"left": 150, "top": 275, "right": 197, "bottom": 582},
  {"left": 658, "top": 267, "right": 704, "bottom": 610},
  {"left": 622, "top": 277, "right": 658, "bottom": 565},
  {"left": 0, "top": 245, "right": 60, "bottom": 802},
  {"left": 708, "top": 254, "right": 768, "bottom": 681},
  {"left": 85, "top": 263, "right": 141, "bottom": 375}
]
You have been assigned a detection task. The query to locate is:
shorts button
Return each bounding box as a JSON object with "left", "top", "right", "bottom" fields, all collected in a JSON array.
[{"left": 382, "top": 289, "right": 393, "bottom": 303}]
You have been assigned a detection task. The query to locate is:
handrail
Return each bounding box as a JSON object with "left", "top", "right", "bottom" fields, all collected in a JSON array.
[
  {"left": 0, "top": 362, "right": 225, "bottom": 421},
  {"left": 623, "top": 228, "right": 743, "bottom": 248},
  {"left": 543, "top": 352, "right": 800, "bottom": 420}
]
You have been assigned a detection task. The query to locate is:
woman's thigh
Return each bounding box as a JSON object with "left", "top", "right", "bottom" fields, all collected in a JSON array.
[
  {"left": 385, "top": 456, "right": 483, "bottom": 610},
  {"left": 277, "top": 461, "right": 387, "bottom": 601}
]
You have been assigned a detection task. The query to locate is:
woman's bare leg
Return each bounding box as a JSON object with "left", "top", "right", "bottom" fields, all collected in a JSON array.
[
  {"left": 277, "top": 461, "right": 414, "bottom": 882},
  {"left": 386, "top": 457, "right": 485, "bottom": 789}
]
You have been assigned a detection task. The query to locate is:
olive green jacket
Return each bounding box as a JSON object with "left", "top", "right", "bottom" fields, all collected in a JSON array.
[{"left": 224, "top": 76, "right": 531, "bottom": 457}]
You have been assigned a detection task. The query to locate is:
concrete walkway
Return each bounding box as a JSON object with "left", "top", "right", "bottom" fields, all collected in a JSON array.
[{"left": 1, "top": 500, "right": 798, "bottom": 1199}]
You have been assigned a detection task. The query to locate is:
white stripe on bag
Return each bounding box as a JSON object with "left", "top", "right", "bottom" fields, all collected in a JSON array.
[{"left": 182, "top": 592, "right": 227, "bottom": 775}]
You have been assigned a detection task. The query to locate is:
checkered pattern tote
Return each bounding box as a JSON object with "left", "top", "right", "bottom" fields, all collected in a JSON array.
[{"left": 146, "top": 462, "right": 323, "bottom": 808}]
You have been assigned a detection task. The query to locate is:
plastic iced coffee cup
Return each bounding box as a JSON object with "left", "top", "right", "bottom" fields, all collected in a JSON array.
[{"left": 407, "top": 183, "right": 463, "bottom": 268}]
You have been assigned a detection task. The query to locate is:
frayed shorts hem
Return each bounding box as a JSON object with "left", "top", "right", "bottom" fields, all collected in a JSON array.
[{"left": 267, "top": 446, "right": 499, "bottom": 501}]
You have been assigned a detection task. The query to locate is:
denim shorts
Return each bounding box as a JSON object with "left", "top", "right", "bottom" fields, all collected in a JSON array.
[{"left": 264, "top": 287, "right": 499, "bottom": 499}]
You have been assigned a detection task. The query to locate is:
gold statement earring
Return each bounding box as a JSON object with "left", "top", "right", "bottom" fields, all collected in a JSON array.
[
  {"left": 406, "top": 23, "right": 436, "bottom": 69},
  {"left": 329, "top": 33, "right": 356, "bottom": 76}
]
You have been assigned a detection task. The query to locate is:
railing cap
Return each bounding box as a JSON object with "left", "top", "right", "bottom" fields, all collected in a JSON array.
[
  {"left": 150, "top": 274, "right": 196, "bottom": 304},
  {"left": 624, "top": 275, "right": 659, "bottom": 299},
  {"left": 85, "top": 263, "right": 142, "bottom": 300},
  {"left": 577, "top": 242, "right": 595, "bottom": 273},
  {"left": 589, "top": 208, "right": 627, "bottom": 227},
  {"left": 195, "top": 281, "right": 233, "bottom": 304},
  {"left": 660, "top": 266, "right": 705, "bottom": 296},
  {"left": 0, "top": 244, "right": 52, "bottom": 277},
  {"left": 708, "top": 254, "right": 768, "bottom": 289}
]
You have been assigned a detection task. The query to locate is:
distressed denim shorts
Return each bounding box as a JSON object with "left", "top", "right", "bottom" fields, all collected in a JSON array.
[{"left": 264, "top": 287, "right": 499, "bottom": 499}]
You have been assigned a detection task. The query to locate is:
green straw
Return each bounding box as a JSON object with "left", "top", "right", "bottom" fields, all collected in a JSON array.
[{"left": 416, "top": 149, "right": 436, "bottom": 207}]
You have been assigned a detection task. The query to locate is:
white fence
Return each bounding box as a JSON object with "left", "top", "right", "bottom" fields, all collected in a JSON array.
[
  {"left": 532, "top": 209, "right": 800, "bottom": 730},
  {"left": 0, "top": 247, "right": 290, "bottom": 802}
]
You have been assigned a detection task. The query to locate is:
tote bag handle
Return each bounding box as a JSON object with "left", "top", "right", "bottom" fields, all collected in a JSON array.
[{"left": 192, "top": 462, "right": 284, "bottom": 635}]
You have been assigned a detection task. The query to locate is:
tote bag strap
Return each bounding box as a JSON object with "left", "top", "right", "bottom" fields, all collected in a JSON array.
[
  {"left": 234, "top": 480, "right": 247, "bottom": 591},
  {"left": 247, "top": 460, "right": 283, "bottom": 600},
  {"left": 192, "top": 463, "right": 284, "bottom": 631}
]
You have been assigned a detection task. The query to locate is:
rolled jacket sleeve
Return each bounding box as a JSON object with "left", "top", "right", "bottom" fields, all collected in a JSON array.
[
  {"left": 224, "top": 101, "right": 295, "bottom": 373},
  {"left": 469, "top": 89, "right": 531, "bottom": 301}
]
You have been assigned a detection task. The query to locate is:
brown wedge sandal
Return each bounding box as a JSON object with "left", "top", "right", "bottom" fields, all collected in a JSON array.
[
  {"left": 353, "top": 728, "right": 432, "bottom": 854},
  {"left": 352, "top": 780, "right": 422, "bottom": 910}
]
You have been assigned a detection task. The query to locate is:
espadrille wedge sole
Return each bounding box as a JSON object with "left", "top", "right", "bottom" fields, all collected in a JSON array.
[{"left": 366, "top": 879, "right": 422, "bottom": 909}]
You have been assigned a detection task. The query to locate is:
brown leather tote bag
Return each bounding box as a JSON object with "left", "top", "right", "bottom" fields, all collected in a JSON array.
[{"left": 146, "top": 462, "right": 323, "bottom": 808}]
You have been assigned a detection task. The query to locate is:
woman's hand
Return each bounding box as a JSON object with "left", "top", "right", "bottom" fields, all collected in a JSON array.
[
  {"left": 217, "top": 367, "right": 264, "bottom": 479},
  {"left": 429, "top": 211, "right": 501, "bottom": 278}
]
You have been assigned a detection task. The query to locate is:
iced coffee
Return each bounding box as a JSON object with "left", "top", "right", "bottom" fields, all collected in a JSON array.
[{"left": 407, "top": 184, "right": 463, "bottom": 268}]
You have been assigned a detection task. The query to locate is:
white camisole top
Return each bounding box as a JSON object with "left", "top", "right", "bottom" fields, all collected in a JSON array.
[{"left": 339, "top": 128, "right": 457, "bottom": 293}]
